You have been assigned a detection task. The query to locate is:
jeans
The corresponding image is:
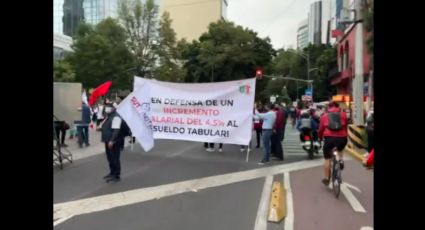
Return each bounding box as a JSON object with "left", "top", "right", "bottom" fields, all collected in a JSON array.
[
  {"left": 77, "top": 125, "right": 89, "bottom": 146},
  {"left": 262, "top": 130, "right": 273, "bottom": 162}
]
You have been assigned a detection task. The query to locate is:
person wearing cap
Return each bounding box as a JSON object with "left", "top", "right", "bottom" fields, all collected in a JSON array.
[{"left": 101, "top": 101, "right": 125, "bottom": 183}]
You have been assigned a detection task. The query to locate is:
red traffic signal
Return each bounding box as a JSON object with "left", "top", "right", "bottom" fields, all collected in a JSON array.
[{"left": 255, "top": 69, "right": 263, "bottom": 79}]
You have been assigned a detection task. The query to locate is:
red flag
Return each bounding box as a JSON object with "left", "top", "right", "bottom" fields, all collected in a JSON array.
[{"left": 88, "top": 81, "right": 112, "bottom": 107}]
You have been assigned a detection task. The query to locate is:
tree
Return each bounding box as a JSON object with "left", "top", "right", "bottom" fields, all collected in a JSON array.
[
  {"left": 270, "top": 44, "right": 337, "bottom": 102},
  {"left": 66, "top": 19, "right": 135, "bottom": 89},
  {"left": 54, "top": 60, "right": 75, "bottom": 82},
  {"left": 181, "top": 20, "right": 275, "bottom": 84},
  {"left": 117, "top": 0, "right": 159, "bottom": 78},
  {"left": 154, "top": 11, "right": 186, "bottom": 82}
]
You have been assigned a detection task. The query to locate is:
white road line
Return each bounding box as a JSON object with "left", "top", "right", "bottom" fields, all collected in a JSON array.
[
  {"left": 284, "top": 172, "right": 294, "bottom": 230},
  {"left": 54, "top": 159, "right": 325, "bottom": 224},
  {"left": 253, "top": 176, "right": 273, "bottom": 230},
  {"left": 343, "top": 182, "right": 361, "bottom": 193},
  {"left": 53, "top": 215, "right": 74, "bottom": 227},
  {"left": 341, "top": 184, "right": 366, "bottom": 213},
  {"left": 360, "top": 227, "right": 373, "bottom": 230}
]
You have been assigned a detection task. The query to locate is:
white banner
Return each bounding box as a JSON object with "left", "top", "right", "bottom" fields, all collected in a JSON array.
[
  {"left": 133, "top": 77, "right": 256, "bottom": 145},
  {"left": 117, "top": 81, "right": 154, "bottom": 152}
]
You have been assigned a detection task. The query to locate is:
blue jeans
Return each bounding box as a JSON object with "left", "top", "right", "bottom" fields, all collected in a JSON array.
[
  {"left": 262, "top": 130, "right": 273, "bottom": 161},
  {"left": 77, "top": 124, "right": 89, "bottom": 146}
]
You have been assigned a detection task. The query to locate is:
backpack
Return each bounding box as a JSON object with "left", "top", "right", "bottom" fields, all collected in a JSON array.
[
  {"left": 299, "top": 118, "right": 312, "bottom": 129},
  {"left": 328, "top": 112, "right": 342, "bottom": 131}
]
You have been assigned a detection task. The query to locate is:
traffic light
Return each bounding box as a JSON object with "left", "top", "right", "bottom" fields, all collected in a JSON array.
[{"left": 255, "top": 69, "right": 263, "bottom": 79}]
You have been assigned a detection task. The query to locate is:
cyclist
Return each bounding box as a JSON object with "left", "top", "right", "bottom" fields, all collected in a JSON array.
[{"left": 318, "top": 101, "right": 348, "bottom": 186}]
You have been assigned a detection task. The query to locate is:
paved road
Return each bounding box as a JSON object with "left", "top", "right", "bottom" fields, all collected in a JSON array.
[{"left": 54, "top": 125, "right": 373, "bottom": 230}]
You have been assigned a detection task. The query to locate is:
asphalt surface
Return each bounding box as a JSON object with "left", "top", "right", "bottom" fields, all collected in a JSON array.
[{"left": 54, "top": 124, "right": 373, "bottom": 230}]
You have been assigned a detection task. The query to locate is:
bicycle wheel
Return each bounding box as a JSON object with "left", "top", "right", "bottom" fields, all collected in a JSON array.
[{"left": 332, "top": 158, "right": 341, "bottom": 198}]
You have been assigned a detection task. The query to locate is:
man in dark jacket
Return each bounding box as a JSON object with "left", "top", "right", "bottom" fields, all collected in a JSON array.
[{"left": 101, "top": 102, "right": 125, "bottom": 183}]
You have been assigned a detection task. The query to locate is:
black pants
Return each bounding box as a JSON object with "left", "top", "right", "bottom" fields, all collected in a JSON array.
[
  {"left": 96, "top": 118, "right": 104, "bottom": 126},
  {"left": 255, "top": 128, "right": 262, "bottom": 147},
  {"left": 271, "top": 129, "right": 284, "bottom": 160},
  {"left": 55, "top": 125, "right": 66, "bottom": 144},
  {"left": 105, "top": 143, "right": 122, "bottom": 178},
  {"left": 281, "top": 123, "right": 286, "bottom": 141},
  {"left": 366, "top": 126, "right": 374, "bottom": 152},
  {"left": 204, "top": 143, "right": 223, "bottom": 148}
]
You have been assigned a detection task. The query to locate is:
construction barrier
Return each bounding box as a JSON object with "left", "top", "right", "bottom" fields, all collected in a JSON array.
[
  {"left": 268, "top": 181, "right": 286, "bottom": 222},
  {"left": 346, "top": 124, "right": 368, "bottom": 162}
]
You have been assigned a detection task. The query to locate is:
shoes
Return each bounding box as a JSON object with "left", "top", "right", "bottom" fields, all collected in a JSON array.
[
  {"left": 218, "top": 148, "right": 223, "bottom": 152},
  {"left": 85, "top": 143, "right": 90, "bottom": 147},
  {"left": 61, "top": 143, "right": 68, "bottom": 147},
  {"left": 314, "top": 142, "right": 320, "bottom": 147},
  {"left": 322, "top": 178, "right": 330, "bottom": 186},
  {"left": 258, "top": 159, "right": 270, "bottom": 165},
  {"left": 256, "top": 145, "right": 260, "bottom": 148},
  {"left": 240, "top": 148, "right": 245, "bottom": 152},
  {"left": 103, "top": 174, "right": 114, "bottom": 180},
  {"left": 206, "top": 148, "right": 215, "bottom": 152},
  {"left": 106, "top": 176, "right": 120, "bottom": 183}
]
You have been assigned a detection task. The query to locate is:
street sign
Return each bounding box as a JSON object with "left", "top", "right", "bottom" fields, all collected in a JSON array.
[
  {"left": 305, "top": 89, "right": 312, "bottom": 96},
  {"left": 270, "top": 96, "right": 276, "bottom": 103}
]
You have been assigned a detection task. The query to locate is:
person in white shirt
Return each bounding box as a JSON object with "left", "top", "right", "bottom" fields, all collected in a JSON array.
[
  {"left": 254, "top": 104, "right": 276, "bottom": 165},
  {"left": 95, "top": 103, "right": 105, "bottom": 127}
]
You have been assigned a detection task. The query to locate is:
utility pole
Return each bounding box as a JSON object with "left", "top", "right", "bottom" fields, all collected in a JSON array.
[{"left": 353, "top": 0, "right": 364, "bottom": 125}]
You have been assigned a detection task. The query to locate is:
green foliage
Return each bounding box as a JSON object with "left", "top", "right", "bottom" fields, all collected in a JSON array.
[
  {"left": 66, "top": 18, "right": 135, "bottom": 89},
  {"left": 181, "top": 20, "right": 275, "bottom": 84},
  {"left": 117, "top": 0, "right": 158, "bottom": 77},
  {"left": 155, "top": 11, "right": 186, "bottom": 82},
  {"left": 53, "top": 60, "right": 75, "bottom": 82}
]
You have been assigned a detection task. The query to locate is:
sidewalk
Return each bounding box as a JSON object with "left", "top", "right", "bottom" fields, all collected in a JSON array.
[{"left": 61, "top": 128, "right": 131, "bottom": 162}]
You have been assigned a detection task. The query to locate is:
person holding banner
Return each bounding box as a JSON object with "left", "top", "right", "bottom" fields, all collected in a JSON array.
[{"left": 254, "top": 104, "right": 276, "bottom": 165}]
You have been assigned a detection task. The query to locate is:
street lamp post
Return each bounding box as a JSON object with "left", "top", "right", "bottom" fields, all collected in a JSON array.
[{"left": 288, "top": 50, "right": 318, "bottom": 100}]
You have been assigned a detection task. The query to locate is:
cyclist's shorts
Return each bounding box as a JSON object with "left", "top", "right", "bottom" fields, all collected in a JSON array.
[{"left": 323, "top": 137, "right": 348, "bottom": 159}]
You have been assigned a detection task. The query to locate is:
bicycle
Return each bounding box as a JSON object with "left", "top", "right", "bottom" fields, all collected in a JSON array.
[{"left": 329, "top": 147, "right": 342, "bottom": 198}]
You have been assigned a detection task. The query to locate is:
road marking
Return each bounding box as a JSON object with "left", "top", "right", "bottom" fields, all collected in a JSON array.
[
  {"left": 284, "top": 172, "right": 294, "bottom": 230},
  {"left": 54, "top": 159, "right": 325, "bottom": 224},
  {"left": 341, "top": 184, "right": 366, "bottom": 213},
  {"left": 54, "top": 214, "right": 74, "bottom": 227},
  {"left": 344, "top": 182, "right": 361, "bottom": 193},
  {"left": 254, "top": 176, "right": 273, "bottom": 230},
  {"left": 360, "top": 227, "right": 373, "bottom": 230}
]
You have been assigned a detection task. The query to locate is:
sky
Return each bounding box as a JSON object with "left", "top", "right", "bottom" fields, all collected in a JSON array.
[{"left": 227, "top": 0, "right": 318, "bottom": 50}]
